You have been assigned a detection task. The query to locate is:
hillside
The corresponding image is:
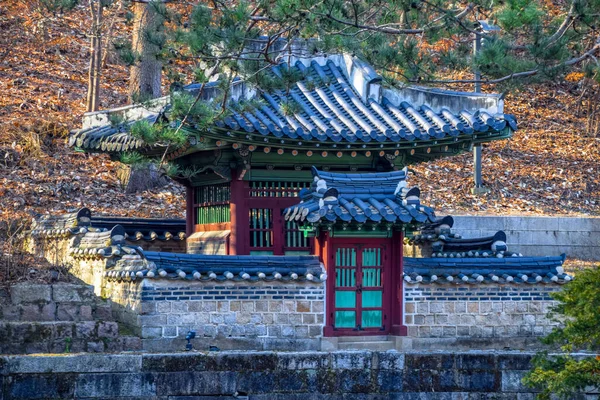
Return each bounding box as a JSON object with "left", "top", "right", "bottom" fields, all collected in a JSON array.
[{"left": 0, "top": 1, "right": 599, "bottom": 225}]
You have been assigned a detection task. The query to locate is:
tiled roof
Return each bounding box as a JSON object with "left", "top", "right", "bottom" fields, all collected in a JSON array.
[
  {"left": 106, "top": 252, "right": 326, "bottom": 283},
  {"left": 69, "top": 55, "right": 516, "bottom": 157},
  {"left": 212, "top": 60, "right": 515, "bottom": 143},
  {"left": 91, "top": 216, "right": 186, "bottom": 242},
  {"left": 69, "top": 115, "right": 161, "bottom": 153},
  {"left": 403, "top": 255, "right": 570, "bottom": 284},
  {"left": 407, "top": 216, "right": 515, "bottom": 257},
  {"left": 30, "top": 209, "right": 187, "bottom": 243},
  {"left": 283, "top": 166, "right": 436, "bottom": 225},
  {"left": 31, "top": 208, "right": 92, "bottom": 238}
]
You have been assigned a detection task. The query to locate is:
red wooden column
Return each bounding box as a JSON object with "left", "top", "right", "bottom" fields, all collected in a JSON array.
[
  {"left": 185, "top": 185, "right": 194, "bottom": 238},
  {"left": 390, "top": 230, "right": 407, "bottom": 336},
  {"left": 229, "top": 175, "right": 248, "bottom": 255},
  {"left": 319, "top": 231, "right": 338, "bottom": 337}
]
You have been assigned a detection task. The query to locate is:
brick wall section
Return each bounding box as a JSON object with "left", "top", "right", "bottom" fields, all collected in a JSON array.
[
  {"left": 139, "top": 280, "right": 325, "bottom": 341},
  {"left": 404, "top": 284, "right": 561, "bottom": 339}
]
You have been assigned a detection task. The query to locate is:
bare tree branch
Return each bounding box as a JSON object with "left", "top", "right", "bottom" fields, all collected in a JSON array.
[{"left": 545, "top": 0, "right": 578, "bottom": 46}]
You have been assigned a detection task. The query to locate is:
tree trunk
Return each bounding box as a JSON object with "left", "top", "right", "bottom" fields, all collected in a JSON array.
[
  {"left": 101, "top": 0, "right": 123, "bottom": 68},
  {"left": 129, "top": 1, "right": 163, "bottom": 103},
  {"left": 86, "top": 1, "right": 103, "bottom": 112}
]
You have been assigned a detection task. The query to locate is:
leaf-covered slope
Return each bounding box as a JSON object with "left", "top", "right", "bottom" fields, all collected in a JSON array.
[{"left": 0, "top": 1, "right": 598, "bottom": 222}]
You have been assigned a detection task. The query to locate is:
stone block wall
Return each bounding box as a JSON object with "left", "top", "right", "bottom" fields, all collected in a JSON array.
[
  {"left": 404, "top": 284, "right": 561, "bottom": 348},
  {"left": 137, "top": 280, "right": 325, "bottom": 351},
  {"left": 101, "top": 280, "right": 143, "bottom": 334},
  {"left": 1, "top": 283, "right": 111, "bottom": 323},
  {"left": 0, "top": 283, "right": 139, "bottom": 354},
  {"left": 452, "top": 215, "right": 600, "bottom": 260},
  {"left": 2, "top": 351, "right": 599, "bottom": 399},
  {"left": 129, "top": 239, "right": 186, "bottom": 253},
  {"left": 187, "top": 231, "right": 230, "bottom": 255}
]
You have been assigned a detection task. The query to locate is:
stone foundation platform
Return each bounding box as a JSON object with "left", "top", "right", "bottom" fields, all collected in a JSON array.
[{"left": 1, "top": 351, "right": 598, "bottom": 399}]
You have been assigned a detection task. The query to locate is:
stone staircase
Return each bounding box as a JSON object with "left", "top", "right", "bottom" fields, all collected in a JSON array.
[
  {"left": 337, "top": 336, "right": 395, "bottom": 351},
  {"left": 0, "top": 283, "right": 141, "bottom": 354}
]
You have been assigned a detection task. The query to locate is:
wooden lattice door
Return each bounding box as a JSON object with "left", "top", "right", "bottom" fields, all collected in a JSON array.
[
  {"left": 246, "top": 181, "right": 312, "bottom": 255},
  {"left": 329, "top": 240, "right": 390, "bottom": 335}
]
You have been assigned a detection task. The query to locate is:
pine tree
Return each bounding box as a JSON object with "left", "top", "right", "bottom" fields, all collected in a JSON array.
[
  {"left": 128, "top": 0, "right": 167, "bottom": 102},
  {"left": 110, "top": 0, "right": 600, "bottom": 178}
]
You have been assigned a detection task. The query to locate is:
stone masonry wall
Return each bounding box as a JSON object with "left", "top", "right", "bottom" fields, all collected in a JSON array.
[
  {"left": 0, "top": 283, "right": 127, "bottom": 354},
  {"left": 129, "top": 239, "right": 186, "bottom": 253},
  {"left": 101, "top": 280, "right": 143, "bottom": 334},
  {"left": 452, "top": 215, "right": 600, "bottom": 260},
  {"left": 2, "top": 351, "right": 599, "bottom": 399},
  {"left": 137, "top": 279, "right": 325, "bottom": 351},
  {"left": 404, "top": 284, "right": 561, "bottom": 348}
]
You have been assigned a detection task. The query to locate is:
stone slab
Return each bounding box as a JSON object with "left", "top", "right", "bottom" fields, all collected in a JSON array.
[
  {"left": 74, "top": 372, "right": 156, "bottom": 398},
  {"left": 3, "top": 354, "right": 142, "bottom": 374},
  {"left": 10, "top": 285, "right": 52, "bottom": 305},
  {"left": 8, "top": 373, "right": 76, "bottom": 399},
  {"left": 52, "top": 283, "right": 95, "bottom": 303},
  {"left": 1, "top": 351, "right": 599, "bottom": 399}
]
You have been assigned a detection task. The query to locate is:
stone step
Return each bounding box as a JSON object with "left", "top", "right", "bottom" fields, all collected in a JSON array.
[
  {"left": 338, "top": 341, "right": 395, "bottom": 351},
  {"left": 338, "top": 335, "right": 389, "bottom": 342}
]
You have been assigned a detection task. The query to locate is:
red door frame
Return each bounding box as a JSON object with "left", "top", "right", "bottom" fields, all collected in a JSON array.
[
  {"left": 322, "top": 237, "right": 391, "bottom": 337},
  {"left": 318, "top": 231, "right": 407, "bottom": 337}
]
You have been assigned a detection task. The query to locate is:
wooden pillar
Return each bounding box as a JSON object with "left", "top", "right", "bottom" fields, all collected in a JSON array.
[
  {"left": 390, "top": 230, "right": 407, "bottom": 336},
  {"left": 320, "top": 231, "right": 336, "bottom": 337},
  {"left": 229, "top": 175, "right": 247, "bottom": 255},
  {"left": 185, "top": 185, "right": 194, "bottom": 238}
]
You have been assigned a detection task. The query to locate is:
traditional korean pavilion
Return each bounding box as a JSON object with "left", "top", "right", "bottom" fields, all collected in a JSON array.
[{"left": 71, "top": 54, "right": 516, "bottom": 258}]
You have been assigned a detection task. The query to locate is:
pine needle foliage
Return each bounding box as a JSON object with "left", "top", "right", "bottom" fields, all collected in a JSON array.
[
  {"left": 523, "top": 266, "right": 600, "bottom": 399},
  {"left": 129, "top": 119, "right": 187, "bottom": 148},
  {"left": 116, "top": 0, "right": 600, "bottom": 169}
]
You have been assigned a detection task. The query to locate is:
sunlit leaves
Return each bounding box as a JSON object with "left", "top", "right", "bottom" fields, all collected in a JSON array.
[{"left": 39, "top": 0, "right": 78, "bottom": 14}]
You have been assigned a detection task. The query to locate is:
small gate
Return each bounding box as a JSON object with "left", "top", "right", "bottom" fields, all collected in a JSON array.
[{"left": 326, "top": 239, "right": 391, "bottom": 335}]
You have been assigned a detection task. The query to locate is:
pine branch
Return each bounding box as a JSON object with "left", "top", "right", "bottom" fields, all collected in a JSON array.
[
  {"left": 417, "top": 35, "right": 600, "bottom": 85},
  {"left": 545, "top": 0, "right": 578, "bottom": 47},
  {"left": 312, "top": 11, "right": 425, "bottom": 35}
]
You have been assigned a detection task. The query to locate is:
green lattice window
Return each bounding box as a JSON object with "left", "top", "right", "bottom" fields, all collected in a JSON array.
[
  {"left": 334, "top": 247, "right": 358, "bottom": 328},
  {"left": 249, "top": 181, "right": 310, "bottom": 197},
  {"left": 284, "top": 220, "right": 310, "bottom": 254},
  {"left": 361, "top": 248, "right": 383, "bottom": 328},
  {"left": 249, "top": 208, "right": 273, "bottom": 251},
  {"left": 195, "top": 184, "right": 231, "bottom": 225},
  {"left": 248, "top": 180, "right": 312, "bottom": 255}
]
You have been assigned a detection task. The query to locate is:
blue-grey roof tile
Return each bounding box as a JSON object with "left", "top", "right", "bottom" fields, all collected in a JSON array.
[{"left": 71, "top": 57, "right": 515, "bottom": 153}]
